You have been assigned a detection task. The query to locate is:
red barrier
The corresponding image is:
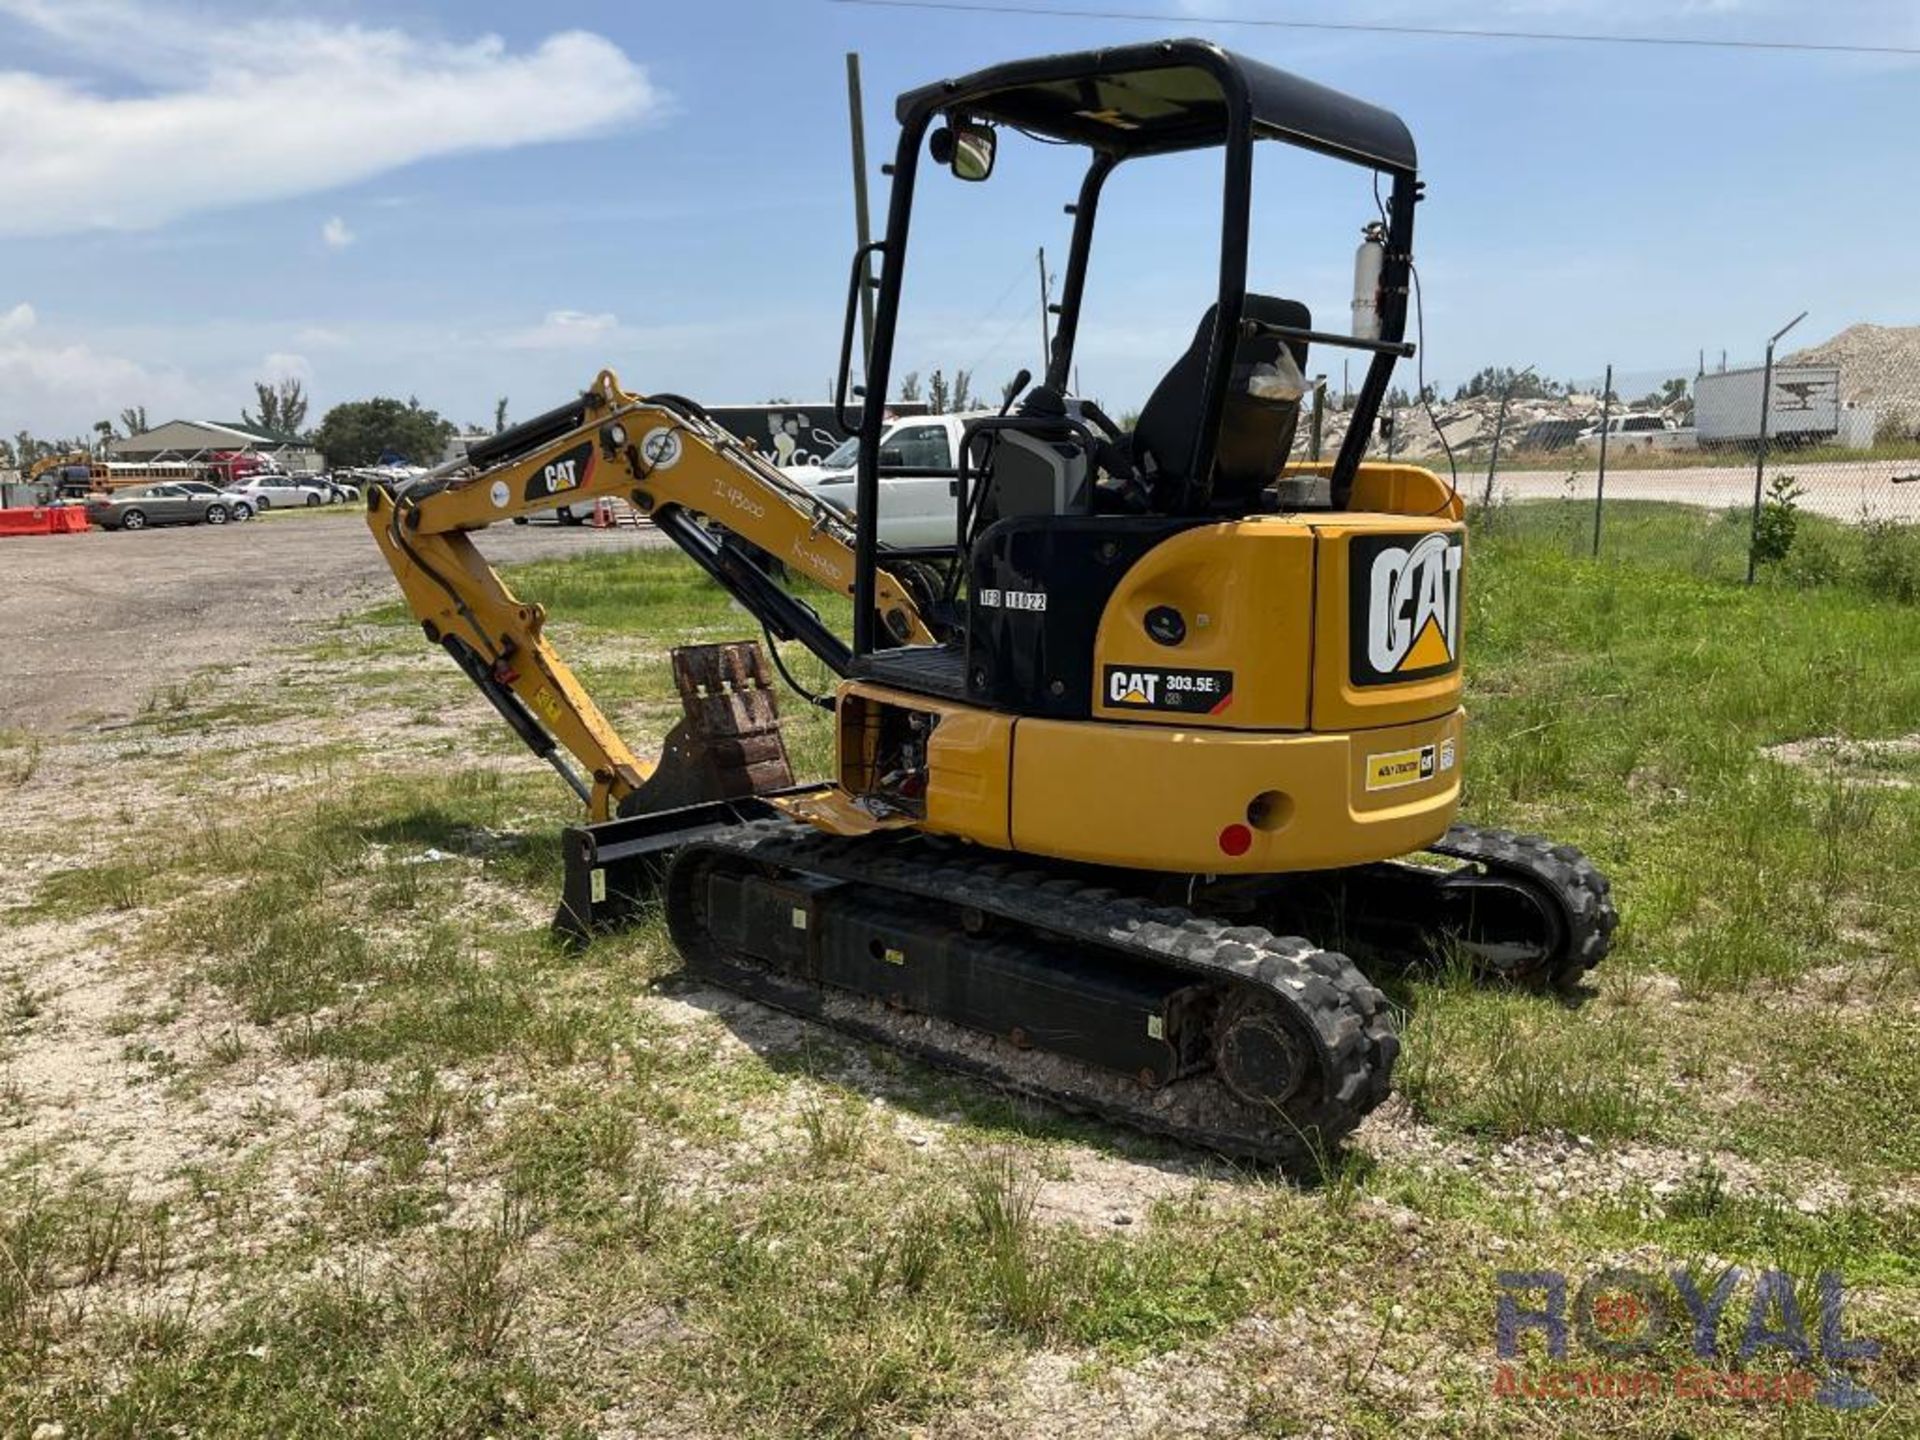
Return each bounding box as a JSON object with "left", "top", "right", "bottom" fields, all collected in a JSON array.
[{"left": 0, "top": 506, "right": 91, "bottom": 537}]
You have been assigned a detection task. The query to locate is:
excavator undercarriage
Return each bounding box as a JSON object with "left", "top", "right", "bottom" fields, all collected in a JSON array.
[{"left": 545, "top": 649, "right": 1612, "bottom": 1165}]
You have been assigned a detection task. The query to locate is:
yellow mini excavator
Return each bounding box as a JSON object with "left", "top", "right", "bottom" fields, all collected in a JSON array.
[{"left": 368, "top": 39, "right": 1614, "bottom": 1163}]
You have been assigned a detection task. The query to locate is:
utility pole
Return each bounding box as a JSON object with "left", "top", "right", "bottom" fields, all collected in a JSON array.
[
  {"left": 845, "top": 53, "right": 875, "bottom": 362},
  {"left": 1746, "top": 310, "right": 1807, "bottom": 584},
  {"left": 1036, "top": 247, "right": 1052, "bottom": 377}
]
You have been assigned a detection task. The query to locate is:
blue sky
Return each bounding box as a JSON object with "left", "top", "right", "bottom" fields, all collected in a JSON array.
[{"left": 1, "top": 0, "right": 1915, "bottom": 437}]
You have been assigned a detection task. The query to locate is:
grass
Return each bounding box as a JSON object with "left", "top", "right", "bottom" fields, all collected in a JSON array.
[
  {"left": 250, "top": 501, "right": 361, "bottom": 523},
  {"left": 1488, "top": 492, "right": 1920, "bottom": 595},
  {"left": 4, "top": 505, "right": 1919, "bottom": 1433},
  {"left": 0, "top": 730, "right": 41, "bottom": 788}
]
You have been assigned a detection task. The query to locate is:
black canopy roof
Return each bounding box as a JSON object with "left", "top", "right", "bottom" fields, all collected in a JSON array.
[{"left": 895, "top": 37, "right": 1416, "bottom": 174}]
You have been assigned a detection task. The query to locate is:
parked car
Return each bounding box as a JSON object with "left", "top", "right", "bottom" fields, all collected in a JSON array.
[
  {"left": 169, "top": 479, "right": 255, "bottom": 520},
  {"left": 512, "top": 503, "right": 590, "bottom": 526},
  {"left": 1512, "top": 419, "right": 1585, "bottom": 454},
  {"left": 321, "top": 476, "right": 363, "bottom": 504},
  {"left": 1574, "top": 413, "right": 1696, "bottom": 454},
  {"left": 787, "top": 412, "right": 989, "bottom": 548},
  {"left": 228, "top": 474, "right": 329, "bottom": 510},
  {"left": 85, "top": 483, "right": 239, "bottom": 531}
]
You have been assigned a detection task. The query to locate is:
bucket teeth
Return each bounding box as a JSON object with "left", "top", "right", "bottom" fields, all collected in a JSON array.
[{"left": 620, "top": 641, "right": 796, "bottom": 817}]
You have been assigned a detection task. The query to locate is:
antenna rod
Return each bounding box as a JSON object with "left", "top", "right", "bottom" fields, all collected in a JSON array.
[
  {"left": 846, "top": 53, "right": 875, "bottom": 359},
  {"left": 1037, "top": 246, "right": 1052, "bottom": 375}
]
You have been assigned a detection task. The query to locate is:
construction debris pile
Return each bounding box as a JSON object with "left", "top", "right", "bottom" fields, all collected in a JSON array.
[
  {"left": 1785, "top": 322, "right": 1920, "bottom": 432},
  {"left": 1300, "top": 391, "right": 1628, "bottom": 462},
  {"left": 1292, "top": 321, "right": 1920, "bottom": 462}
]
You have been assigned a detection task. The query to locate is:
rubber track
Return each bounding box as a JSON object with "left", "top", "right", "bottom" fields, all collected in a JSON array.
[
  {"left": 1428, "top": 823, "right": 1618, "bottom": 987},
  {"left": 666, "top": 819, "right": 1400, "bottom": 1165}
]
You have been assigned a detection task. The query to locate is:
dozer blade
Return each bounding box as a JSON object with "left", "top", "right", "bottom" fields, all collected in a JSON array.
[{"left": 553, "top": 640, "right": 820, "bottom": 942}]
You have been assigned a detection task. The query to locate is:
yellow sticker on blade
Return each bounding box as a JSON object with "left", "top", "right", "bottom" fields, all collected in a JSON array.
[
  {"left": 531, "top": 686, "right": 563, "bottom": 724},
  {"left": 1365, "top": 744, "right": 1438, "bottom": 791}
]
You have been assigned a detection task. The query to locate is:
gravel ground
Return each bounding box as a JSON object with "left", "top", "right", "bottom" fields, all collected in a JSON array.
[
  {"left": 1480, "top": 455, "right": 1920, "bottom": 519},
  {"left": 0, "top": 512, "right": 666, "bottom": 734}
]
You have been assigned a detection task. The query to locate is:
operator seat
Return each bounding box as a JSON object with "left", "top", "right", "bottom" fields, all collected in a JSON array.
[{"left": 1128, "top": 294, "right": 1311, "bottom": 512}]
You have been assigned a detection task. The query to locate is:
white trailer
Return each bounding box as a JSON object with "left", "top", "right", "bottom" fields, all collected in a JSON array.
[{"left": 1694, "top": 364, "right": 1841, "bottom": 445}]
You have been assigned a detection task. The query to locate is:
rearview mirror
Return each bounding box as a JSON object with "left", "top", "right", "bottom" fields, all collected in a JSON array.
[
  {"left": 930, "top": 119, "right": 995, "bottom": 182},
  {"left": 878, "top": 446, "right": 907, "bottom": 467}
]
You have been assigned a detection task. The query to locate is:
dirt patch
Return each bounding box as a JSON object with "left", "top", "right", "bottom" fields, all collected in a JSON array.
[
  {"left": 1763, "top": 732, "right": 1920, "bottom": 788},
  {"left": 0, "top": 516, "right": 665, "bottom": 734},
  {"left": 0, "top": 904, "right": 379, "bottom": 1217},
  {"left": 1356, "top": 1096, "right": 1907, "bottom": 1217}
]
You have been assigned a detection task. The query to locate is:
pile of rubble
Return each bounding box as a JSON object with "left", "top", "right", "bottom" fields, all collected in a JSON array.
[
  {"left": 1298, "top": 390, "right": 1632, "bottom": 462},
  {"left": 1785, "top": 322, "right": 1920, "bottom": 432},
  {"left": 1282, "top": 319, "right": 1920, "bottom": 462}
]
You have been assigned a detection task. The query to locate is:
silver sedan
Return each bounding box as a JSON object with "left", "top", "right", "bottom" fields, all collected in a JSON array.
[{"left": 84, "top": 483, "right": 239, "bottom": 531}]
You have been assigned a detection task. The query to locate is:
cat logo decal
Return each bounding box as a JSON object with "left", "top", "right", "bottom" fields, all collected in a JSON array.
[{"left": 1350, "top": 532, "right": 1464, "bottom": 687}]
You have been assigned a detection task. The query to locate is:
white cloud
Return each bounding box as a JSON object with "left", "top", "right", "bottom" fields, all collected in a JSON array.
[
  {"left": 0, "top": 301, "right": 34, "bottom": 336},
  {"left": 0, "top": 2, "right": 665, "bottom": 237},
  {"left": 0, "top": 319, "right": 207, "bottom": 438},
  {"left": 506, "top": 309, "right": 620, "bottom": 350},
  {"left": 321, "top": 216, "right": 355, "bottom": 250},
  {"left": 258, "top": 352, "right": 312, "bottom": 383}
]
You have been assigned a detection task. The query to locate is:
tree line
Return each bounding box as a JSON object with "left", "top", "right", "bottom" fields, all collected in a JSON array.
[{"left": 2, "top": 377, "right": 522, "bottom": 473}]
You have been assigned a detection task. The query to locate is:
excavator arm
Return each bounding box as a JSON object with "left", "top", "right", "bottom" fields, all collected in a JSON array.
[{"left": 367, "top": 369, "right": 935, "bottom": 820}]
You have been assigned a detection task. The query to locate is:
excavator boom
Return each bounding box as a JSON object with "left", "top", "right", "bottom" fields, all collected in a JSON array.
[{"left": 367, "top": 369, "right": 933, "bottom": 820}]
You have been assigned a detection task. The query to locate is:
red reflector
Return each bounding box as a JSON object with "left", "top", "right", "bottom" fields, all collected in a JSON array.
[{"left": 1218, "top": 823, "right": 1253, "bottom": 857}]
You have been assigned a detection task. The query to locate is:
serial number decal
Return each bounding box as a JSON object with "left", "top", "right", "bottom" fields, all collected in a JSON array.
[
  {"left": 1103, "top": 665, "right": 1235, "bottom": 715},
  {"left": 789, "top": 538, "right": 847, "bottom": 583},
  {"left": 977, "top": 587, "right": 1048, "bottom": 611}
]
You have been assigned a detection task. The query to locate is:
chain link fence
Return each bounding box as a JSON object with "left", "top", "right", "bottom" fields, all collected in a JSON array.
[{"left": 1298, "top": 328, "right": 1920, "bottom": 593}]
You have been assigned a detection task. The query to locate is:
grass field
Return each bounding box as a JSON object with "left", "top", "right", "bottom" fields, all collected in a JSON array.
[{"left": 2, "top": 502, "right": 1917, "bottom": 1436}]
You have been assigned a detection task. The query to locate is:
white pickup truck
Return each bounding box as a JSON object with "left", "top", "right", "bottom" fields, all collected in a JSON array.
[
  {"left": 1573, "top": 413, "right": 1697, "bottom": 454},
  {"left": 786, "top": 412, "right": 990, "bottom": 548}
]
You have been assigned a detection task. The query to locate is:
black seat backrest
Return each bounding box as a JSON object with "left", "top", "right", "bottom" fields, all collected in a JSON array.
[{"left": 1131, "top": 294, "right": 1311, "bottom": 508}]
